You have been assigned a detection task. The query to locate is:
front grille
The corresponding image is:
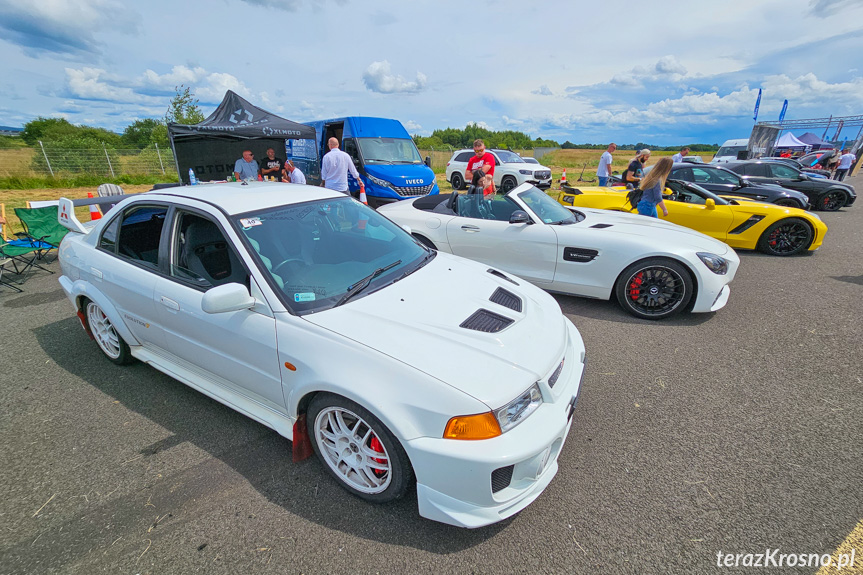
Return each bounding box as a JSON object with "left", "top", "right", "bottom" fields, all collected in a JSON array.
[
  {"left": 460, "top": 309, "right": 514, "bottom": 333},
  {"left": 489, "top": 288, "right": 522, "bottom": 312},
  {"left": 491, "top": 465, "right": 514, "bottom": 493},
  {"left": 548, "top": 358, "right": 565, "bottom": 388},
  {"left": 533, "top": 170, "right": 551, "bottom": 180},
  {"left": 393, "top": 183, "right": 435, "bottom": 196}
]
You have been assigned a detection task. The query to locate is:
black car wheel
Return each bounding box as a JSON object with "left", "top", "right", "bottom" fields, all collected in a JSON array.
[
  {"left": 614, "top": 258, "right": 693, "bottom": 320},
  {"left": 756, "top": 218, "right": 813, "bottom": 256},
  {"left": 819, "top": 190, "right": 846, "bottom": 211},
  {"left": 500, "top": 176, "right": 518, "bottom": 193},
  {"left": 450, "top": 172, "right": 464, "bottom": 190}
]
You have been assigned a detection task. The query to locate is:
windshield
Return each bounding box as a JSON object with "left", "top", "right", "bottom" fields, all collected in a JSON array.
[
  {"left": 516, "top": 187, "right": 577, "bottom": 224},
  {"left": 234, "top": 197, "right": 431, "bottom": 314},
  {"left": 666, "top": 180, "right": 730, "bottom": 205},
  {"left": 715, "top": 145, "right": 747, "bottom": 158},
  {"left": 357, "top": 137, "right": 423, "bottom": 164},
  {"left": 494, "top": 150, "right": 525, "bottom": 163}
]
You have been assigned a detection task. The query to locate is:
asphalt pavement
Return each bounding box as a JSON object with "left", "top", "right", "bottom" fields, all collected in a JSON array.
[{"left": 1, "top": 174, "right": 861, "bottom": 574}]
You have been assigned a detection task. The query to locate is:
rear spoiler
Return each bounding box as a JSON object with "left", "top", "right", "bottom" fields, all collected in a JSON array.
[{"left": 58, "top": 194, "right": 135, "bottom": 234}]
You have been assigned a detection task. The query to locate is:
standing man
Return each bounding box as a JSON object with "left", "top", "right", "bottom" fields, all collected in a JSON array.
[
  {"left": 672, "top": 147, "right": 690, "bottom": 163},
  {"left": 465, "top": 139, "right": 495, "bottom": 194},
  {"left": 259, "top": 147, "right": 283, "bottom": 181},
  {"left": 834, "top": 149, "right": 856, "bottom": 181},
  {"left": 233, "top": 150, "right": 259, "bottom": 182},
  {"left": 281, "top": 160, "right": 307, "bottom": 184},
  {"left": 320, "top": 137, "right": 361, "bottom": 194},
  {"left": 597, "top": 143, "right": 616, "bottom": 186},
  {"left": 622, "top": 149, "right": 650, "bottom": 188}
]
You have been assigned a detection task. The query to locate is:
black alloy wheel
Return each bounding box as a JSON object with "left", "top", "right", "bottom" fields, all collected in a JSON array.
[
  {"left": 614, "top": 258, "right": 693, "bottom": 320},
  {"left": 500, "top": 176, "right": 518, "bottom": 193},
  {"left": 756, "top": 218, "right": 813, "bottom": 256},
  {"left": 819, "top": 190, "right": 846, "bottom": 211},
  {"left": 450, "top": 173, "right": 464, "bottom": 190}
]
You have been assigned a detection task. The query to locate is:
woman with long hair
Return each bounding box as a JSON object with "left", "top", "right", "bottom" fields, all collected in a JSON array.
[{"left": 629, "top": 156, "right": 673, "bottom": 218}]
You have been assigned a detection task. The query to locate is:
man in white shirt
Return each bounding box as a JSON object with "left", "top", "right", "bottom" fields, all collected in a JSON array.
[
  {"left": 282, "top": 160, "right": 306, "bottom": 185},
  {"left": 834, "top": 150, "right": 856, "bottom": 181},
  {"left": 320, "top": 137, "right": 360, "bottom": 194},
  {"left": 671, "top": 147, "right": 690, "bottom": 163},
  {"left": 596, "top": 143, "right": 616, "bottom": 186}
]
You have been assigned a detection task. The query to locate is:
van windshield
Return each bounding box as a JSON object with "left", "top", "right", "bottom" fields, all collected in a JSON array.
[
  {"left": 715, "top": 145, "right": 747, "bottom": 158},
  {"left": 357, "top": 138, "right": 423, "bottom": 164}
]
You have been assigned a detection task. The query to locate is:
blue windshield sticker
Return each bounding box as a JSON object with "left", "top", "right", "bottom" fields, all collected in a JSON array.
[{"left": 294, "top": 292, "right": 316, "bottom": 302}]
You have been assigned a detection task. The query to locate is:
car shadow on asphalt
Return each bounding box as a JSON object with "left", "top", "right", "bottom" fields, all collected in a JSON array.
[
  {"left": 32, "top": 318, "right": 510, "bottom": 553},
  {"left": 552, "top": 294, "right": 716, "bottom": 326}
]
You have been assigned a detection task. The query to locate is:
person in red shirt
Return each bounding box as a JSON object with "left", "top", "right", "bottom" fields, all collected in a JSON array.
[{"left": 465, "top": 139, "right": 496, "bottom": 196}]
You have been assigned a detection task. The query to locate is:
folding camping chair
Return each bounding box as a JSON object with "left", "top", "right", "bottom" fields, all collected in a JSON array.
[
  {"left": 97, "top": 183, "right": 125, "bottom": 197},
  {"left": 13, "top": 205, "right": 69, "bottom": 265},
  {"left": 0, "top": 239, "right": 47, "bottom": 282}
]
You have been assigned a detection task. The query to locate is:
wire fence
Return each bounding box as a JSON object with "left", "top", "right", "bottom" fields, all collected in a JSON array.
[{"left": 0, "top": 144, "right": 175, "bottom": 178}]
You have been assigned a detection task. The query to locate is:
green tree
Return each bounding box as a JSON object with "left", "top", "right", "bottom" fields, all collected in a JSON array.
[
  {"left": 165, "top": 84, "right": 205, "bottom": 125},
  {"left": 122, "top": 118, "right": 165, "bottom": 148},
  {"left": 20, "top": 117, "right": 77, "bottom": 145}
]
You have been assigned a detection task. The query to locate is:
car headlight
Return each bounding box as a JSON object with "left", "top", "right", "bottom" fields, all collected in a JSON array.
[
  {"left": 518, "top": 169, "right": 533, "bottom": 175},
  {"left": 495, "top": 383, "right": 543, "bottom": 433},
  {"left": 366, "top": 174, "right": 391, "bottom": 189},
  {"left": 697, "top": 252, "right": 728, "bottom": 275}
]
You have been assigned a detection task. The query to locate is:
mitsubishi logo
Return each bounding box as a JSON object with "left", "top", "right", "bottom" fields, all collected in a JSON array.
[{"left": 229, "top": 108, "right": 254, "bottom": 124}]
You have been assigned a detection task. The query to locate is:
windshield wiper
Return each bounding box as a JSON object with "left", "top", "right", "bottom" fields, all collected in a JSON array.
[
  {"left": 365, "top": 158, "right": 394, "bottom": 164},
  {"left": 334, "top": 260, "right": 402, "bottom": 307}
]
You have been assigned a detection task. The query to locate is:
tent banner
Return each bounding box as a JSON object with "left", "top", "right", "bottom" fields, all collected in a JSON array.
[{"left": 748, "top": 126, "right": 781, "bottom": 158}]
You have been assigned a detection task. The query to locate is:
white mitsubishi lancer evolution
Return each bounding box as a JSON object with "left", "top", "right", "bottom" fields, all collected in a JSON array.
[{"left": 56, "top": 181, "right": 586, "bottom": 528}]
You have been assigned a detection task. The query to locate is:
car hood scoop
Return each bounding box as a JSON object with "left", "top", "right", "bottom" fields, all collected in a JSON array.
[{"left": 302, "top": 253, "right": 567, "bottom": 408}]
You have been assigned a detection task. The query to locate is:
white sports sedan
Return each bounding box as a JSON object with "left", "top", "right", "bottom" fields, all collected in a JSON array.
[
  {"left": 378, "top": 185, "right": 740, "bottom": 320},
  {"left": 56, "top": 182, "right": 586, "bottom": 528}
]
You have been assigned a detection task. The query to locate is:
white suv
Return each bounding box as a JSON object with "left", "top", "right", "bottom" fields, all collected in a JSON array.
[{"left": 446, "top": 149, "right": 553, "bottom": 192}]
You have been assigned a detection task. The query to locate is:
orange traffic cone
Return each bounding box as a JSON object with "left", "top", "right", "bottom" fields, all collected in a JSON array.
[
  {"left": 357, "top": 184, "right": 369, "bottom": 231},
  {"left": 87, "top": 192, "right": 102, "bottom": 220},
  {"left": 560, "top": 168, "right": 567, "bottom": 186},
  {"left": 358, "top": 183, "right": 368, "bottom": 205}
]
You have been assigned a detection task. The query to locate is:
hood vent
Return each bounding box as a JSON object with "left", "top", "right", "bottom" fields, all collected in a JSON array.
[
  {"left": 489, "top": 287, "right": 522, "bottom": 312},
  {"left": 590, "top": 223, "right": 612, "bottom": 229},
  {"left": 487, "top": 268, "right": 519, "bottom": 286},
  {"left": 460, "top": 309, "right": 514, "bottom": 333}
]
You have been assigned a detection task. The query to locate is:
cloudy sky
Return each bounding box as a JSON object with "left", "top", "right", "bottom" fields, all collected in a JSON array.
[{"left": 1, "top": 0, "right": 861, "bottom": 145}]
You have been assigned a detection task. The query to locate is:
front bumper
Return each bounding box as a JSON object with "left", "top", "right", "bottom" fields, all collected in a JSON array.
[
  {"left": 405, "top": 319, "right": 586, "bottom": 528},
  {"left": 689, "top": 252, "right": 739, "bottom": 313}
]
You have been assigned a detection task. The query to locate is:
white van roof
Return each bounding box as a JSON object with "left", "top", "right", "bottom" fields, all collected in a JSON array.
[{"left": 720, "top": 138, "right": 749, "bottom": 147}]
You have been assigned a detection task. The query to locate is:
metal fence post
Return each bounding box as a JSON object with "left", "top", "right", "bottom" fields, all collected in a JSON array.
[
  {"left": 102, "top": 142, "right": 115, "bottom": 177},
  {"left": 154, "top": 143, "right": 166, "bottom": 174},
  {"left": 38, "top": 140, "right": 55, "bottom": 177}
]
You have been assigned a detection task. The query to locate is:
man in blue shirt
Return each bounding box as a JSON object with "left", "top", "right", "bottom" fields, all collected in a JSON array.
[
  {"left": 320, "top": 138, "right": 360, "bottom": 194},
  {"left": 233, "top": 150, "right": 259, "bottom": 181}
]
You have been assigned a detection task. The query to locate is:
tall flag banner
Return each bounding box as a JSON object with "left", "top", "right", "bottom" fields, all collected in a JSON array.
[
  {"left": 753, "top": 89, "right": 762, "bottom": 121},
  {"left": 839, "top": 137, "right": 847, "bottom": 151},
  {"left": 778, "top": 100, "right": 788, "bottom": 123}
]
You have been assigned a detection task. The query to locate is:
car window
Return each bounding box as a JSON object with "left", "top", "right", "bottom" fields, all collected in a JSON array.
[
  {"left": 343, "top": 138, "right": 360, "bottom": 163},
  {"left": 743, "top": 163, "right": 769, "bottom": 177},
  {"left": 705, "top": 167, "right": 741, "bottom": 185},
  {"left": 455, "top": 152, "right": 473, "bottom": 162},
  {"left": 456, "top": 194, "right": 521, "bottom": 221},
  {"left": 493, "top": 150, "right": 525, "bottom": 163},
  {"left": 517, "top": 186, "right": 577, "bottom": 224},
  {"left": 690, "top": 167, "right": 714, "bottom": 184},
  {"left": 672, "top": 167, "right": 693, "bottom": 181},
  {"left": 171, "top": 212, "right": 248, "bottom": 289},
  {"left": 115, "top": 205, "right": 167, "bottom": 269},
  {"left": 99, "top": 214, "right": 121, "bottom": 253},
  {"left": 768, "top": 163, "right": 799, "bottom": 179}
]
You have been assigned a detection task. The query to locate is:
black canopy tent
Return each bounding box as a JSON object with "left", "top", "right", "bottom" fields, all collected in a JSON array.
[{"left": 168, "top": 90, "right": 316, "bottom": 184}]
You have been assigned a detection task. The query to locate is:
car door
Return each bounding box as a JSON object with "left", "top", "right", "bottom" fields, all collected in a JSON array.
[
  {"left": 445, "top": 194, "right": 558, "bottom": 283},
  {"left": 152, "top": 207, "right": 284, "bottom": 412},
  {"left": 734, "top": 162, "right": 772, "bottom": 187},
  {"left": 661, "top": 184, "right": 734, "bottom": 241},
  {"left": 91, "top": 203, "right": 169, "bottom": 349},
  {"left": 766, "top": 162, "right": 818, "bottom": 196}
]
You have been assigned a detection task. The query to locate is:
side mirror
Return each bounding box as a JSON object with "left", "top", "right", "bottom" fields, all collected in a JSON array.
[
  {"left": 424, "top": 155, "right": 431, "bottom": 168},
  {"left": 705, "top": 199, "right": 716, "bottom": 210},
  {"left": 509, "top": 210, "right": 532, "bottom": 224},
  {"left": 202, "top": 283, "right": 256, "bottom": 314}
]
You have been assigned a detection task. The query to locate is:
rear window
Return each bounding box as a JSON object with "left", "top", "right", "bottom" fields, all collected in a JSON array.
[{"left": 455, "top": 152, "right": 473, "bottom": 162}]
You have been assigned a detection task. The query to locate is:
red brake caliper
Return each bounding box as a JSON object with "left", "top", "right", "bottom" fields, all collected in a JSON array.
[
  {"left": 629, "top": 272, "right": 644, "bottom": 300},
  {"left": 369, "top": 436, "right": 387, "bottom": 477}
]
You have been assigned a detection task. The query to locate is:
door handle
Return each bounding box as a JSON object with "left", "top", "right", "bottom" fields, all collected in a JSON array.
[
  {"left": 461, "top": 225, "right": 480, "bottom": 231},
  {"left": 159, "top": 296, "right": 180, "bottom": 311}
]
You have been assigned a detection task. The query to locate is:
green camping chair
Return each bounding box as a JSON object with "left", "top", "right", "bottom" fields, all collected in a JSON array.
[
  {"left": 0, "top": 240, "right": 49, "bottom": 281},
  {"left": 13, "top": 205, "right": 69, "bottom": 263},
  {"left": 0, "top": 251, "right": 23, "bottom": 292}
]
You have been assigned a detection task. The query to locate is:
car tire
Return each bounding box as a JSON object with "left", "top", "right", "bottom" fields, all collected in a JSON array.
[
  {"left": 307, "top": 393, "right": 414, "bottom": 503},
  {"left": 83, "top": 298, "right": 134, "bottom": 365},
  {"left": 614, "top": 258, "right": 694, "bottom": 320},
  {"left": 500, "top": 176, "right": 517, "bottom": 193},
  {"left": 412, "top": 234, "right": 437, "bottom": 250},
  {"left": 756, "top": 218, "right": 813, "bottom": 256},
  {"left": 450, "top": 173, "right": 465, "bottom": 190},
  {"left": 818, "top": 190, "right": 846, "bottom": 211}
]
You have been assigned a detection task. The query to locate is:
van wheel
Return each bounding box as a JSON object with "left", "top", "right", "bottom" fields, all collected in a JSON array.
[{"left": 450, "top": 173, "right": 464, "bottom": 190}]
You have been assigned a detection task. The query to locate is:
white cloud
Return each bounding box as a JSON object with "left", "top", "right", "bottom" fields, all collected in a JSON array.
[
  {"left": 363, "top": 60, "right": 427, "bottom": 94},
  {"left": 403, "top": 120, "right": 422, "bottom": 132},
  {"left": 140, "top": 65, "right": 208, "bottom": 89},
  {"left": 808, "top": 0, "right": 860, "bottom": 17},
  {"left": 532, "top": 85, "right": 553, "bottom": 96},
  {"left": 65, "top": 68, "right": 157, "bottom": 104},
  {"left": 608, "top": 56, "right": 689, "bottom": 88}
]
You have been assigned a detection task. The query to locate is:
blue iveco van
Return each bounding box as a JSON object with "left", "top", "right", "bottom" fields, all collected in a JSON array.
[{"left": 288, "top": 117, "right": 439, "bottom": 208}]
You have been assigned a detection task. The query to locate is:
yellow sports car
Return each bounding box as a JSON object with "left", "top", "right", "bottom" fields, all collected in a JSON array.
[{"left": 557, "top": 179, "right": 827, "bottom": 256}]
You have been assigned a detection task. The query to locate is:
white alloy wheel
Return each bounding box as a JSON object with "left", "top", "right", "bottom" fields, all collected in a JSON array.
[
  {"left": 87, "top": 302, "right": 122, "bottom": 359},
  {"left": 313, "top": 406, "right": 392, "bottom": 494}
]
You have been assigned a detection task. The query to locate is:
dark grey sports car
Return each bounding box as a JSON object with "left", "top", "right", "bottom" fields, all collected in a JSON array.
[{"left": 725, "top": 160, "right": 856, "bottom": 211}]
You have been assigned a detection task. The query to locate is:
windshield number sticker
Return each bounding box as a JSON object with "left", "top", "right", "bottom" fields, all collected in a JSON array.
[
  {"left": 294, "top": 292, "right": 316, "bottom": 302},
  {"left": 240, "top": 217, "right": 262, "bottom": 229}
]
